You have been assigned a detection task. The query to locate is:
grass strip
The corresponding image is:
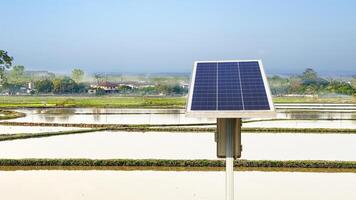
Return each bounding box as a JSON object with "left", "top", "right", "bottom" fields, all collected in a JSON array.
[
  {"left": 111, "top": 127, "right": 356, "bottom": 134},
  {"left": 1, "top": 121, "right": 356, "bottom": 133},
  {"left": 0, "top": 96, "right": 355, "bottom": 109},
  {"left": 0, "top": 128, "right": 106, "bottom": 142},
  {"left": 244, "top": 118, "right": 356, "bottom": 123},
  {"left": 0, "top": 127, "right": 353, "bottom": 143},
  {"left": 240, "top": 127, "right": 356, "bottom": 133},
  {"left": 272, "top": 96, "right": 356, "bottom": 104},
  {"left": 0, "top": 159, "right": 355, "bottom": 170},
  {"left": 0, "top": 96, "right": 186, "bottom": 109},
  {"left": 0, "top": 110, "right": 26, "bottom": 120},
  {"left": 1, "top": 166, "right": 356, "bottom": 173},
  {"left": 0, "top": 121, "right": 215, "bottom": 128}
]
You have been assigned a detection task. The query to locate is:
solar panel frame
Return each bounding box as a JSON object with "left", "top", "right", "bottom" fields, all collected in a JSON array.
[{"left": 186, "top": 60, "right": 275, "bottom": 118}]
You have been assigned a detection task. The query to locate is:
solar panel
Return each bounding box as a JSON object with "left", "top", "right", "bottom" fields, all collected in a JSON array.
[{"left": 187, "top": 60, "right": 275, "bottom": 118}]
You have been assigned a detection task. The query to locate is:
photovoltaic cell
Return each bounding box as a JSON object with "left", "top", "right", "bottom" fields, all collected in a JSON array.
[
  {"left": 191, "top": 63, "right": 217, "bottom": 110},
  {"left": 217, "top": 62, "right": 243, "bottom": 110},
  {"left": 239, "top": 62, "right": 269, "bottom": 110},
  {"left": 190, "top": 61, "right": 270, "bottom": 111}
]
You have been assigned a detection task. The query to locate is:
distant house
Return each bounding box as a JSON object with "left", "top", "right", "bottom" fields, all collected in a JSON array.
[
  {"left": 118, "top": 81, "right": 155, "bottom": 89},
  {"left": 90, "top": 82, "right": 118, "bottom": 93},
  {"left": 179, "top": 81, "right": 189, "bottom": 89}
]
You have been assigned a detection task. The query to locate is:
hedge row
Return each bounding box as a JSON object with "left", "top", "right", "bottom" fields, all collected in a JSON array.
[{"left": 0, "top": 159, "right": 355, "bottom": 169}]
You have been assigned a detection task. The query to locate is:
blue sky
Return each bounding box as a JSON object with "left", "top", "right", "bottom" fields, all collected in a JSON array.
[{"left": 1, "top": 0, "right": 355, "bottom": 75}]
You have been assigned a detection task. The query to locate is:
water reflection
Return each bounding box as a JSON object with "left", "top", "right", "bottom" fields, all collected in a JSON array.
[
  {"left": 5, "top": 108, "right": 356, "bottom": 128},
  {"left": 0, "top": 170, "right": 355, "bottom": 200},
  {"left": 281, "top": 112, "right": 322, "bottom": 120},
  {"left": 7, "top": 110, "right": 215, "bottom": 124},
  {"left": 277, "top": 111, "right": 356, "bottom": 120},
  {"left": 245, "top": 119, "right": 356, "bottom": 129},
  {"left": 41, "top": 108, "right": 76, "bottom": 115}
]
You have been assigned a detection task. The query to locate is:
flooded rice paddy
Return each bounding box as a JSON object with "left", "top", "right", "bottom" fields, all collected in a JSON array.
[
  {"left": 0, "top": 105, "right": 355, "bottom": 200},
  {"left": 4, "top": 108, "right": 356, "bottom": 129},
  {"left": 0, "top": 131, "right": 355, "bottom": 161},
  {"left": 0, "top": 170, "right": 355, "bottom": 200}
]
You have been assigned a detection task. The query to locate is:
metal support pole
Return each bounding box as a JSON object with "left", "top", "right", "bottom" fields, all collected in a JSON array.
[{"left": 225, "top": 118, "right": 234, "bottom": 200}]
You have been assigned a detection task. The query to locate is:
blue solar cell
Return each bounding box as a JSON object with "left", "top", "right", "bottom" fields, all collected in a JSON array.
[
  {"left": 190, "top": 61, "right": 270, "bottom": 111},
  {"left": 217, "top": 62, "right": 243, "bottom": 110},
  {"left": 239, "top": 62, "right": 270, "bottom": 110},
  {"left": 191, "top": 63, "right": 217, "bottom": 110}
]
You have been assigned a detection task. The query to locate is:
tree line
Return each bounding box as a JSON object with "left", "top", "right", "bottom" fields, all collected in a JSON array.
[
  {"left": 268, "top": 68, "right": 356, "bottom": 96},
  {"left": 0, "top": 50, "right": 86, "bottom": 94},
  {"left": 0, "top": 50, "right": 188, "bottom": 96},
  {"left": 1, "top": 50, "right": 355, "bottom": 96}
]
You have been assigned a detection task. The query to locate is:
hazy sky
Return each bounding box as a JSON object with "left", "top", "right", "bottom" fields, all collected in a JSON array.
[{"left": 1, "top": 0, "right": 356, "bottom": 75}]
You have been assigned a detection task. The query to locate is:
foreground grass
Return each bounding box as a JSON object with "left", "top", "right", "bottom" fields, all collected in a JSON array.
[
  {"left": 0, "top": 95, "right": 355, "bottom": 109},
  {"left": 2, "top": 165, "right": 355, "bottom": 173},
  {"left": 0, "top": 159, "right": 355, "bottom": 172}
]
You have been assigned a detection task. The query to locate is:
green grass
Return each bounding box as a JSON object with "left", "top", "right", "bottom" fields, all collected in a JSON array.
[
  {"left": 0, "top": 159, "right": 354, "bottom": 171},
  {"left": 244, "top": 118, "right": 356, "bottom": 123},
  {"left": 1, "top": 121, "right": 356, "bottom": 134},
  {"left": 0, "top": 95, "right": 355, "bottom": 109},
  {"left": 273, "top": 96, "right": 356, "bottom": 103},
  {"left": 0, "top": 110, "right": 26, "bottom": 120},
  {"left": 0, "top": 96, "right": 186, "bottom": 108}
]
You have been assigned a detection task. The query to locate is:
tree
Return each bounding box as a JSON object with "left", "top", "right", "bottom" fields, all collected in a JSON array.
[
  {"left": 95, "top": 88, "right": 106, "bottom": 96},
  {"left": 34, "top": 79, "right": 54, "bottom": 93},
  {"left": 326, "top": 79, "right": 354, "bottom": 95},
  {"left": 304, "top": 85, "right": 318, "bottom": 95},
  {"left": 53, "top": 77, "right": 78, "bottom": 93},
  {"left": 352, "top": 76, "right": 356, "bottom": 96},
  {"left": 71, "top": 68, "right": 84, "bottom": 83},
  {"left": 0, "top": 50, "right": 13, "bottom": 85},
  {"left": 8, "top": 65, "right": 25, "bottom": 84},
  {"left": 352, "top": 76, "right": 356, "bottom": 89},
  {"left": 118, "top": 85, "right": 133, "bottom": 93},
  {"left": 93, "top": 73, "right": 104, "bottom": 84},
  {"left": 301, "top": 68, "right": 318, "bottom": 84},
  {"left": 268, "top": 75, "right": 289, "bottom": 95},
  {"left": 288, "top": 77, "right": 303, "bottom": 94}
]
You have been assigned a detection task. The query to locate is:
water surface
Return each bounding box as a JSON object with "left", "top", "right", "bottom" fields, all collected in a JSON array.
[
  {"left": 6, "top": 108, "right": 356, "bottom": 129},
  {"left": 245, "top": 119, "right": 356, "bottom": 129},
  {"left": 0, "top": 170, "right": 355, "bottom": 200},
  {"left": 0, "top": 131, "right": 355, "bottom": 160}
]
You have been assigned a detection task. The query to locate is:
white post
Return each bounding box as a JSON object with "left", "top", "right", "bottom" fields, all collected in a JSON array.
[{"left": 225, "top": 118, "right": 234, "bottom": 200}]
